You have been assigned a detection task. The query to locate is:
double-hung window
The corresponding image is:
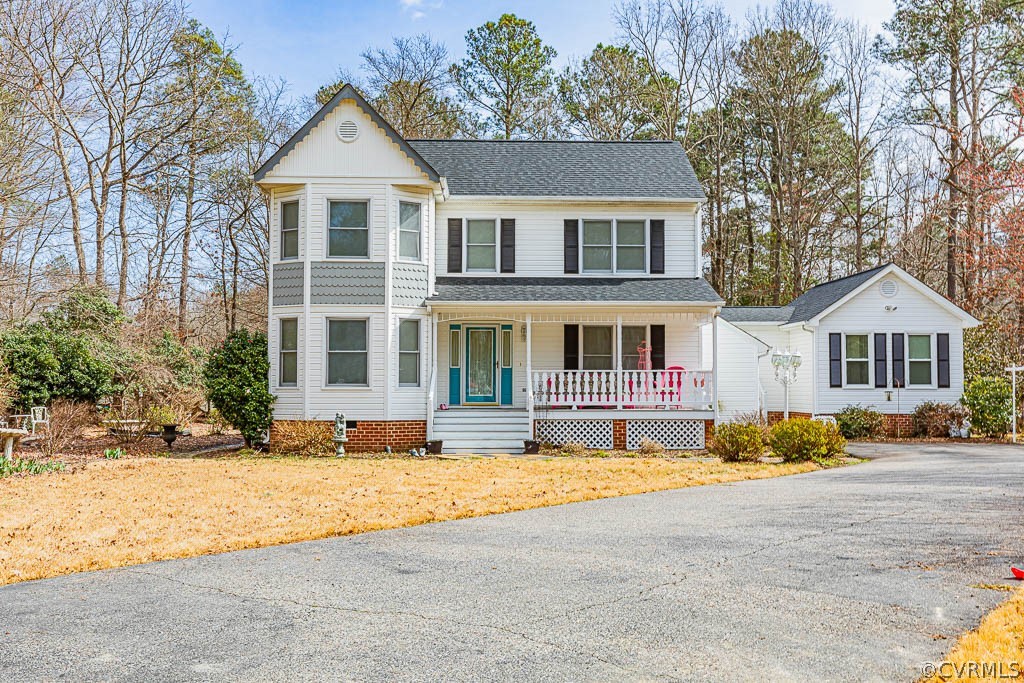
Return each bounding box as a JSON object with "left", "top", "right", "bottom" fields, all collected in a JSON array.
[
  {"left": 328, "top": 200, "right": 369, "bottom": 258},
  {"left": 845, "top": 334, "right": 870, "bottom": 386},
  {"left": 399, "top": 202, "right": 421, "bottom": 261},
  {"left": 616, "top": 221, "right": 646, "bottom": 272},
  {"left": 281, "top": 201, "right": 299, "bottom": 260},
  {"left": 582, "top": 220, "right": 613, "bottom": 272},
  {"left": 582, "top": 326, "right": 614, "bottom": 370},
  {"left": 466, "top": 219, "right": 496, "bottom": 271},
  {"left": 327, "top": 319, "right": 368, "bottom": 386},
  {"left": 581, "top": 219, "right": 647, "bottom": 273},
  {"left": 399, "top": 319, "right": 420, "bottom": 387},
  {"left": 908, "top": 334, "right": 933, "bottom": 386},
  {"left": 621, "top": 326, "right": 647, "bottom": 370},
  {"left": 279, "top": 318, "right": 297, "bottom": 386}
]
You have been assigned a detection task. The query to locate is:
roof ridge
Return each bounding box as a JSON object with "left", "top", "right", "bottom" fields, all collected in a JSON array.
[
  {"left": 408, "top": 138, "right": 680, "bottom": 144},
  {"left": 796, "top": 263, "right": 892, "bottom": 296}
]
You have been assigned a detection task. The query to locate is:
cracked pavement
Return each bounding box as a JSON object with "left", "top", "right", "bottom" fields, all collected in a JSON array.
[{"left": 2, "top": 442, "right": 1023, "bottom": 682}]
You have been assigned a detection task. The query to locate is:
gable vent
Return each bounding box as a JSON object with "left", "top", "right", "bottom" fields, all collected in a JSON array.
[
  {"left": 879, "top": 278, "right": 898, "bottom": 297},
  {"left": 336, "top": 120, "right": 359, "bottom": 142}
]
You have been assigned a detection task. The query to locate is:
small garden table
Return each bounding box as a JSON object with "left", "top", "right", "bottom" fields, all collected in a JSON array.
[{"left": 0, "top": 427, "right": 29, "bottom": 462}]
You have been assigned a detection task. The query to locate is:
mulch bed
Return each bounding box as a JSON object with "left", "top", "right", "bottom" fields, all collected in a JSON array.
[{"left": 18, "top": 430, "right": 244, "bottom": 466}]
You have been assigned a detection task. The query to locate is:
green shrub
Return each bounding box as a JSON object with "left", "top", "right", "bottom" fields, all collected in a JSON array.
[
  {"left": 709, "top": 422, "right": 767, "bottom": 462},
  {"left": 834, "top": 405, "right": 885, "bottom": 439},
  {"left": 961, "top": 377, "right": 1012, "bottom": 437},
  {"left": 203, "top": 329, "right": 274, "bottom": 447},
  {"left": 103, "top": 447, "right": 124, "bottom": 460},
  {"left": 769, "top": 418, "right": 846, "bottom": 462}
]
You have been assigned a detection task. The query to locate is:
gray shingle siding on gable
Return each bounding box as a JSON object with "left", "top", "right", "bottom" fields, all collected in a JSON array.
[
  {"left": 428, "top": 277, "right": 723, "bottom": 304},
  {"left": 272, "top": 263, "right": 304, "bottom": 306},
  {"left": 408, "top": 140, "right": 705, "bottom": 200},
  {"left": 310, "top": 262, "right": 385, "bottom": 305},
  {"left": 393, "top": 263, "right": 429, "bottom": 307}
]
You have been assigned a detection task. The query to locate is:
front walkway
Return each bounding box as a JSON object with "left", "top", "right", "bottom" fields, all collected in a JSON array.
[{"left": 2, "top": 444, "right": 1023, "bottom": 681}]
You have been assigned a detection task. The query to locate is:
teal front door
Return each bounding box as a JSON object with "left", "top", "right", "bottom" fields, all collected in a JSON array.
[{"left": 465, "top": 326, "right": 497, "bottom": 403}]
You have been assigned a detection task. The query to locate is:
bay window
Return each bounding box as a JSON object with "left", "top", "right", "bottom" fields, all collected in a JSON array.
[
  {"left": 399, "top": 201, "right": 421, "bottom": 260},
  {"left": 280, "top": 201, "right": 298, "bottom": 260},
  {"left": 279, "top": 318, "right": 297, "bottom": 386},
  {"left": 399, "top": 319, "right": 420, "bottom": 387}
]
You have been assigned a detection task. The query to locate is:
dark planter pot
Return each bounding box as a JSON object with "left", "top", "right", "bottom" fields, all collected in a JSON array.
[
  {"left": 161, "top": 424, "right": 178, "bottom": 450},
  {"left": 523, "top": 439, "right": 540, "bottom": 455},
  {"left": 426, "top": 440, "right": 443, "bottom": 455}
]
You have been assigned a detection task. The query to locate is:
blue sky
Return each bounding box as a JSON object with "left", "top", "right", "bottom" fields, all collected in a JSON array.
[{"left": 186, "top": 0, "right": 895, "bottom": 100}]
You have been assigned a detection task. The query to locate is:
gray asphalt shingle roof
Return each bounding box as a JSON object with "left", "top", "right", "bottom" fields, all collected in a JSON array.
[
  {"left": 408, "top": 140, "right": 705, "bottom": 199},
  {"left": 428, "top": 277, "right": 723, "bottom": 304},
  {"left": 720, "top": 306, "right": 794, "bottom": 323},
  {"left": 722, "top": 264, "right": 892, "bottom": 325}
]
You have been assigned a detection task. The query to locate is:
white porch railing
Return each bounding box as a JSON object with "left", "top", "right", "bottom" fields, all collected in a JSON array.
[{"left": 531, "top": 370, "right": 713, "bottom": 410}]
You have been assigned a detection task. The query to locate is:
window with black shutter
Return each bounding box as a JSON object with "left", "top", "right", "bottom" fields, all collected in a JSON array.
[
  {"left": 500, "top": 218, "right": 515, "bottom": 273},
  {"left": 563, "top": 219, "right": 579, "bottom": 273},
  {"left": 874, "top": 333, "right": 888, "bottom": 388},
  {"left": 937, "top": 333, "right": 950, "bottom": 388},
  {"left": 447, "top": 218, "right": 462, "bottom": 273},
  {"left": 829, "top": 333, "right": 842, "bottom": 387},
  {"left": 563, "top": 325, "right": 579, "bottom": 370},
  {"left": 650, "top": 220, "right": 665, "bottom": 274},
  {"left": 891, "top": 333, "right": 905, "bottom": 388},
  {"left": 650, "top": 325, "right": 665, "bottom": 369}
]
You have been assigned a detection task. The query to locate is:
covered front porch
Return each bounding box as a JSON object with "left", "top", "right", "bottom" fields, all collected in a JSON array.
[{"left": 426, "top": 306, "right": 717, "bottom": 450}]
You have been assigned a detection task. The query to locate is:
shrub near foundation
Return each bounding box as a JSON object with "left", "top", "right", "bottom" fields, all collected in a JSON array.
[
  {"left": 834, "top": 404, "right": 884, "bottom": 439},
  {"left": 709, "top": 422, "right": 767, "bottom": 462},
  {"left": 769, "top": 418, "right": 846, "bottom": 462},
  {"left": 271, "top": 421, "right": 333, "bottom": 457}
]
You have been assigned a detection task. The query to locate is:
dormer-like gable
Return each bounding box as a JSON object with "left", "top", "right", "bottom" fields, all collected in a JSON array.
[{"left": 253, "top": 84, "right": 440, "bottom": 185}]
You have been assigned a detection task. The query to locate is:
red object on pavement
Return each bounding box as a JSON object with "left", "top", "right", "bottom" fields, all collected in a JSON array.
[{"left": 1011, "top": 566, "right": 1024, "bottom": 580}]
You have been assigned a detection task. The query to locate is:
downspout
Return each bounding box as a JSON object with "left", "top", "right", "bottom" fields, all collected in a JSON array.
[{"left": 802, "top": 323, "right": 816, "bottom": 417}]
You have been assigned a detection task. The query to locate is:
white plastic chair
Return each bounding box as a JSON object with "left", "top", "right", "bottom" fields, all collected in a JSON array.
[{"left": 30, "top": 406, "right": 49, "bottom": 434}]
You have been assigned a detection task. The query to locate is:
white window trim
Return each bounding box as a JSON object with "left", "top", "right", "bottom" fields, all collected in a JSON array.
[
  {"left": 279, "top": 200, "right": 300, "bottom": 262},
  {"left": 463, "top": 217, "right": 499, "bottom": 274},
  {"left": 277, "top": 317, "right": 299, "bottom": 389},
  {"left": 324, "top": 197, "right": 372, "bottom": 261},
  {"left": 397, "top": 199, "right": 425, "bottom": 264},
  {"left": 579, "top": 217, "right": 650, "bottom": 275},
  {"left": 397, "top": 318, "right": 421, "bottom": 388},
  {"left": 841, "top": 332, "right": 872, "bottom": 388},
  {"left": 905, "top": 332, "right": 937, "bottom": 389},
  {"left": 324, "top": 316, "right": 370, "bottom": 388}
]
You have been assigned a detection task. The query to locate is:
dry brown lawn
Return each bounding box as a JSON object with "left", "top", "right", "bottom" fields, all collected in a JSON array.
[
  {"left": 0, "top": 455, "right": 817, "bottom": 586},
  {"left": 922, "top": 586, "right": 1024, "bottom": 682}
]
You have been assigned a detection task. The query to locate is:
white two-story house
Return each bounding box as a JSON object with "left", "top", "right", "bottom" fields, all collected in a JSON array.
[
  {"left": 255, "top": 85, "right": 722, "bottom": 453},
  {"left": 256, "top": 84, "right": 979, "bottom": 451}
]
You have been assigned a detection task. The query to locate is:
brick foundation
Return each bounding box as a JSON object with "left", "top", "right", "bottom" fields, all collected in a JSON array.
[
  {"left": 704, "top": 419, "right": 714, "bottom": 445},
  {"left": 270, "top": 419, "right": 427, "bottom": 453},
  {"left": 612, "top": 420, "right": 627, "bottom": 450}
]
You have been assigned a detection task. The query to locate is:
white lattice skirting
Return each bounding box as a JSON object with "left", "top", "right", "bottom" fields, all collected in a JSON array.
[
  {"left": 627, "top": 420, "right": 705, "bottom": 450},
  {"left": 534, "top": 420, "right": 614, "bottom": 449}
]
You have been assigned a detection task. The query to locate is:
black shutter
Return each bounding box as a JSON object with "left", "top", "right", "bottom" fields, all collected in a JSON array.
[
  {"left": 650, "top": 325, "right": 665, "bottom": 370},
  {"left": 650, "top": 219, "right": 665, "bottom": 274},
  {"left": 500, "top": 218, "right": 515, "bottom": 273},
  {"left": 447, "top": 218, "right": 462, "bottom": 273},
  {"left": 563, "top": 325, "right": 579, "bottom": 370},
  {"left": 892, "top": 333, "right": 905, "bottom": 388},
  {"left": 563, "top": 219, "right": 578, "bottom": 274},
  {"left": 937, "top": 333, "right": 950, "bottom": 388},
  {"left": 874, "top": 333, "right": 888, "bottom": 388},
  {"left": 829, "top": 333, "right": 842, "bottom": 387}
]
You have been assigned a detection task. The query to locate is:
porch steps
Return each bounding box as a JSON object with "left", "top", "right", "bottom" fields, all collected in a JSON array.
[{"left": 432, "top": 409, "right": 531, "bottom": 455}]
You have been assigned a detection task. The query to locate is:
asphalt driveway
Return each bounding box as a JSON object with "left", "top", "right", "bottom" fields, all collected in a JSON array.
[{"left": 2, "top": 443, "right": 1023, "bottom": 682}]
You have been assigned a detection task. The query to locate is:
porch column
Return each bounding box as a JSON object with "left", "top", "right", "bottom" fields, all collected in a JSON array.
[
  {"left": 525, "top": 314, "right": 533, "bottom": 429},
  {"left": 616, "top": 315, "right": 623, "bottom": 410},
  {"left": 427, "top": 310, "right": 438, "bottom": 440}
]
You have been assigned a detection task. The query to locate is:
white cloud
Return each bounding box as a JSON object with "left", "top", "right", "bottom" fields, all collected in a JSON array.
[{"left": 398, "top": 0, "right": 440, "bottom": 20}]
